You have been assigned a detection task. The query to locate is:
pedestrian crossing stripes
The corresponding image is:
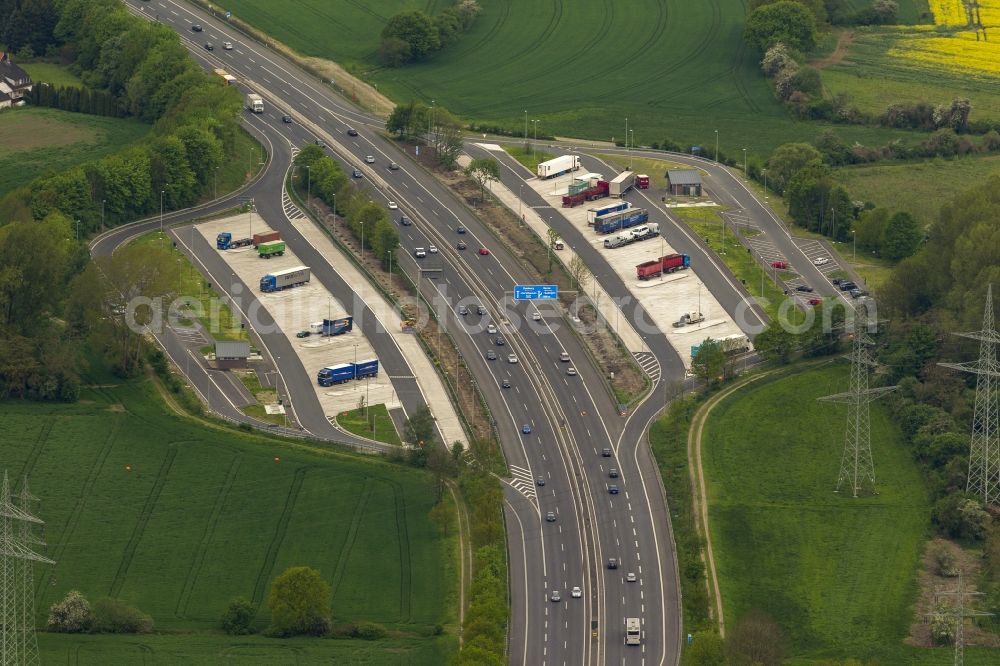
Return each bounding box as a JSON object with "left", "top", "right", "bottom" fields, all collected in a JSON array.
[
  {"left": 508, "top": 464, "right": 537, "bottom": 501},
  {"left": 632, "top": 352, "right": 660, "bottom": 383},
  {"left": 170, "top": 326, "right": 207, "bottom": 346}
]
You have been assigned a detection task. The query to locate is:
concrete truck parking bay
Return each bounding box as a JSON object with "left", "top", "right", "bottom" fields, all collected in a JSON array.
[
  {"left": 525, "top": 177, "right": 746, "bottom": 370},
  {"left": 198, "top": 215, "right": 397, "bottom": 417}
]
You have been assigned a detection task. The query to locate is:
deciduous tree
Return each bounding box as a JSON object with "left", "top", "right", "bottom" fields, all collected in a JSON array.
[
  {"left": 464, "top": 157, "right": 500, "bottom": 204},
  {"left": 267, "top": 566, "right": 331, "bottom": 637},
  {"left": 745, "top": 1, "right": 817, "bottom": 52}
]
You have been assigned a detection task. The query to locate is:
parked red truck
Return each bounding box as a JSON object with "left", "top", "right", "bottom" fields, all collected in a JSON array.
[
  {"left": 636, "top": 253, "right": 690, "bottom": 280},
  {"left": 561, "top": 180, "right": 609, "bottom": 207},
  {"left": 636, "top": 174, "right": 650, "bottom": 189},
  {"left": 252, "top": 231, "right": 281, "bottom": 247}
]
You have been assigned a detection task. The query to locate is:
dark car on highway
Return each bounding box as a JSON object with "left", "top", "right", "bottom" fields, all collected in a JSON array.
[{"left": 347, "top": 128, "right": 359, "bottom": 136}]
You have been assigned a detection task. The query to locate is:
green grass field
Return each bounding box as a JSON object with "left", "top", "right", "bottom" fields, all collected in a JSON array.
[
  {"left": 19, "top": 62, "right": 83, "bottom": 88},
  {"left": 221, "top": 0, "right": 925, "bottom": 157},
  {"left": 337, "top": 404, "right": 403, "bottom": 446},
  {"left": 0, "top": 107, "right": 148, "bottom": 196},
  {"left": 834, "top": 153, "right": 1000, "bottom": 225},
  {"left": 697, "top": 364, "right": 994, "bottom": 663},
  {"left": 4, "top": 373, "right": 454, "bottom": 663}
]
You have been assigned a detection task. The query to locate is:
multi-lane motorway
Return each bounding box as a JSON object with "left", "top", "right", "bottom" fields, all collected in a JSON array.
[{"left": 118, "top": 2, "right": 842, "bottom": 664}]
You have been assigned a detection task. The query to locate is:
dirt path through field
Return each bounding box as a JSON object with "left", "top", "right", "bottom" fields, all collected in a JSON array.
[{"left": 812, "top": 31, "right": 854, "bottom": 69}]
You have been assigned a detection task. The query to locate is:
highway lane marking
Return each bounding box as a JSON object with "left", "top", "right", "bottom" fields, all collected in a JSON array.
[
  {"left": 248, "top": 57, "right": 256, "bottom": 63},
  {"left": 417, "top": 196, "right": 424, "bottom": 203}
]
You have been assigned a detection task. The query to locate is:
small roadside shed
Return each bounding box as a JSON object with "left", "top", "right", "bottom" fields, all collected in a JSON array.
[
  {"left": 215, "top": 341, "right": 250, "bottom": 369},
  {"left": 666, "top": 169, "right": 703, "bottom": 196}
]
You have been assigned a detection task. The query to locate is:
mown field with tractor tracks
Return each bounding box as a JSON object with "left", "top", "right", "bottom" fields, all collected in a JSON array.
[
  {"left": 220, "top": 0, "right": 923, "bottom": 156},
  {"left": 3, "top": 368, "right": 454, "bottom": 663}
]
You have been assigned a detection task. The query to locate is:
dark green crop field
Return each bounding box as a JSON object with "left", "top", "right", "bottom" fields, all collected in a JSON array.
[
  {"left": 221, "top": 0, "right": 922, "bottom": 156},
  {"left": 3, "top": 375, "right": 454, "bottom": 663}
]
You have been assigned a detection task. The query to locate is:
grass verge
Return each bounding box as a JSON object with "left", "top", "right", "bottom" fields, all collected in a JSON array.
[
  {"left": 337, "top": 404, "right": 403, "bottom": 447},
  {"left": 19, "top": 62, "right": 83, "bottom": 87},
  {"left": 503, "top": 145, "right": 554, "bottom": 173},
  {"left": 672, "top": 207, "right": 802, "bottom": 324},
  {"left": 648, "top": 395, "right": 712, "bottom": 635}
]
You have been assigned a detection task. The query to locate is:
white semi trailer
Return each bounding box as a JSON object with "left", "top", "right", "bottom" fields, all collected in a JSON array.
[{"left": 537, "top": 155, "right": 581, "bottom": 179}]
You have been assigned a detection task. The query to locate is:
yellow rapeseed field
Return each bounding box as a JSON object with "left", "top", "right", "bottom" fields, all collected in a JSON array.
[{"left": 887, "top": 0, "right": 1000, "bottom": 76}]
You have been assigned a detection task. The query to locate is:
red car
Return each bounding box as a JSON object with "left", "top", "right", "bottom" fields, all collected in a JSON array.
[
  {"left": 770, "top": 260, "right": 788, "bottom": 269},
  {"left": 478, "top": 247, "right": 490, "bottom": 256},
  {"left": 808, "top": 298, "right": 822, "bottom": 306}
]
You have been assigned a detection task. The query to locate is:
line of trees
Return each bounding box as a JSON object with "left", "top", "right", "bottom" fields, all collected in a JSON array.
[
  {"left": 27, "top": 83, "right": 124, "bottom": 117},
  {"left": 0, "top": 0, "right": 250, "bottom": 397},
  {"left": 386, "top": 100, "right": 464, "bottom": 169},
  {"left": 0, "top": 0, "right": 244, "bottom": 234},
  {"left": 292, "top": 145, "right": 400, "bottom": 270},
  {"left": 379, "top": 0, "right": 481, "bottom": 67}
]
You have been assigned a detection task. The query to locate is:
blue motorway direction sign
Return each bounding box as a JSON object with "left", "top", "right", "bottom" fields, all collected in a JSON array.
[{"left": 514, "top": 284, "right": 558, "bottom": 301}]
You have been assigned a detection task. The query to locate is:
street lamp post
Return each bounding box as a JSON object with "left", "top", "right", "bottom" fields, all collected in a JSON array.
[
  {"left": 428, "top": 100, "right": 435, "bottom": 146},
  {"left": 101, "top": 199, "right": 106, "bottom": 230},
  {"left": 742, "top": 148, "right": 747, "bottom": 180},
  {"left": 360, "top": 220, "right": 365, "bottom": 263},
  {"left": 629, "top": 129, "right": 635, "bottom": 170},
  {"left": 762, "top": 168, "right": 768, "bottom": 200},
  {"left": 249, "top": 147, "right": 253, "bottom": 175},
  {"left": 306, "top": 165, "right": 311, "bottom": 206},
  {"left": 852, "top": 229, "right": 856, "bottom": 261},
  {"left": 831, "top": 207, "right": 836, "bottom": 241},
  {"left": 387, "top": 249, "right": 393, "bottom": 292},
  {"left": 519, "top": 183, "right": 523, "bottom": 221},
  {"left": 714, "top": 129, "right": 719, "bottom": 162},
  {"left": 331, "top": 192, "right": 336, "bottom": 234},
  {"left": 524, "top": 110, "right": 528, "bottom": 144},
  {"left": 159, "top": 190, "right": 165, "bottom": 232}
]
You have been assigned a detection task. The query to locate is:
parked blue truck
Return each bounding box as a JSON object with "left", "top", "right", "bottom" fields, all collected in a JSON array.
[
  {"left": 323, "top": 317, "right": 353, "bottom": 336},
  {"left": 317, "top": 363, "right": 356, "bottom": 386},
  {"left": 316, "top": 358, "right": 379, "bottom": 386},
  {"left": 354, "top": 358, "right": 379, "bottom": 379},
  {"left": 593, "top": 208, "right": 649, "bottom": 234}
]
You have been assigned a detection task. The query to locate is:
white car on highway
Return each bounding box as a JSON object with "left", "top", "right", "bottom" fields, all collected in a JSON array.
[
  {"left": 813, "top": 257, "right": 829, "bottom": 266},
  {"left": 571, "top": 586, "right": 582, "bottom": 598},
  {"left": 388, "top": 201, "right": 398, "bottom": 210}
]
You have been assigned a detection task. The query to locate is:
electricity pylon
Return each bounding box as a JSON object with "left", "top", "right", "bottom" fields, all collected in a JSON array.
[
  {"left": 936, "top": 570, "right": 992, "bottom": 666},
  {"left": 0, "top": 471, "right": 53, "bottom": 666},
  {"left": 939, "top": 284, "right": 1000, "bottom": 507},
  {"left": 819, "top": 306, "right": 897, "bottom": 496}
]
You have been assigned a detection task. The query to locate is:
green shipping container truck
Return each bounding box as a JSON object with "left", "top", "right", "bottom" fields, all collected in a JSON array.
[{"left": 258, "top": 241, "right": 286, "bottom": 258}]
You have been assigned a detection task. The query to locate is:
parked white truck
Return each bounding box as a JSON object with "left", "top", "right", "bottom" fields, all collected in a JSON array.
[
  {"left": 609, "top": 171, "right": 636, "bottom": 197},
  {"left": 537, "top": 155, "right": 581, "bottom": 179},
  {"left": 246, "top": 93, "right": 264, "bottom": 113}
]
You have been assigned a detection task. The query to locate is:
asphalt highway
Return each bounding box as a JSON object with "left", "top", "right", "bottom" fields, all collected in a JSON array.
[{"left": 109, "top": 2, "right": 832, "bottom": 663}]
